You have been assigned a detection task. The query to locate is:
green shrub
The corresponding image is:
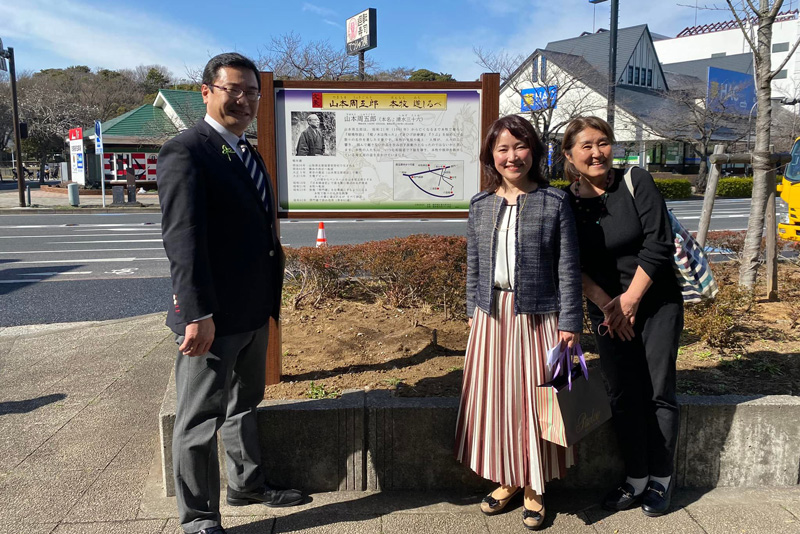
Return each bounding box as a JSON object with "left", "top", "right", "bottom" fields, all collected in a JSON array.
[
  {"left": 549, "top": 179, "right": 570, "bottom": 190},
  {"left": 654, "top": 178, "right": 692, "bottom": 199},
  {"left": 717, "top": 177, "right": 752, "bottom": 197}
]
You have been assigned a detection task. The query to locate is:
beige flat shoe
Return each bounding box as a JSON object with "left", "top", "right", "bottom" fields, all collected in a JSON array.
[
  {"left": 522, "top": 504, "right": 545, "bottom": 530},
  {"left": 480, "top": 488, "right": 520, "bottom": 515}
]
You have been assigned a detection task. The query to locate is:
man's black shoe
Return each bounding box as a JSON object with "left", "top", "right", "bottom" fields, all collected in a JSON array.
[
  {"left": 641, "top": 480, "right": 672, "bottom": 517},
  {"left": 191, "top": 527, "right": 225, "bottom": 534},
  {"left": 601, "top": 482, "right": 642, "bottom": 511},
  {"left": 226, "top": 484, "right": 303, "bottom": 507}
]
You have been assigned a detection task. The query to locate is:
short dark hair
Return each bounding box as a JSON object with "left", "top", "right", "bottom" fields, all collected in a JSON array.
[
  {"left": 561, "top": 116, "right": 616, "bottom": 182},
  {"left": 202, "top": 52, "right": 261, "bottom": 91},
  {"left": 479, "top": 114, "right": 546, "bottom": 191}
]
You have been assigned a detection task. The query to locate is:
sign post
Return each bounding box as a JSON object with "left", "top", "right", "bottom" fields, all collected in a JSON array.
[
  {"left": 345, "top": 8, "right": 377, "bottom": 80},
  {"left": 0, "top": 39, "right": 26, "bottom": 207},
  {"left": 95, "top": 120, "right": 106, "bottom": 207}
]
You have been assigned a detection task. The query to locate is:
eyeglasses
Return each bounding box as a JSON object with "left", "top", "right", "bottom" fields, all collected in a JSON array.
[{"left": 208, "top": 84, "right": 261, "bottom": 102}]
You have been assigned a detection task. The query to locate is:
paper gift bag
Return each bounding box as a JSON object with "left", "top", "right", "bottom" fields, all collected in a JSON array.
[{"left": 536, "top": 345, "right": 611, "bottom": 447}]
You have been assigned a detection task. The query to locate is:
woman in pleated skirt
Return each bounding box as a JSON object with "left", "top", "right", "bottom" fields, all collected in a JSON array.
[{"left": 454, "top": 115, "right": 583, "bottom": 530}]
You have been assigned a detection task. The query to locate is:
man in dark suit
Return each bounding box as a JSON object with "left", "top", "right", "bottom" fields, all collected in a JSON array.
[
  {"left": 295, "top": 113, "right": 325, "bottom": 156},
  {"left": 158, "top": 52, "right": 301, "bottom": 534}
]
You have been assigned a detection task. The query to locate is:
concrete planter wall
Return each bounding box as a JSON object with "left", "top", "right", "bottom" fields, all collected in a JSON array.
[{"left": 159, "top": 373, "right": 800, "bottom": 497}]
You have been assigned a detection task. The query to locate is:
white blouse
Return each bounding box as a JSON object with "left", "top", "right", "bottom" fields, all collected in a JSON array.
[{"left": 493, "top": 205, "right": 517, "bottom": 289}]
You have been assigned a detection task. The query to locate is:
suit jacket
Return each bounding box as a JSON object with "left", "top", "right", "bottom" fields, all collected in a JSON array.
[
  {"left": 158, "top": 119, "right": 283, "bottom": 336},
  {"left": 296, "top": 127, "right": 324, "bottom": 156}
]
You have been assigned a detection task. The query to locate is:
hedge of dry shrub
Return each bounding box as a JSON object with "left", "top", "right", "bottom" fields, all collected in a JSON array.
[
  {"left": 283, "top": 235, "right": 467, "bottom": 318},
  {"left": 283, "top": 231, "right": 800, "bottom": 347}
]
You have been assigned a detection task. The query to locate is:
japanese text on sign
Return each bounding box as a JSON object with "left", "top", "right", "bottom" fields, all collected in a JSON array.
[{"left": 313, "top": 93, "right": 447, "bottom": 111}]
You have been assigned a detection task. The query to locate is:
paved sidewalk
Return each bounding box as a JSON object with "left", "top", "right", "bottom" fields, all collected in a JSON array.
[
  {"left": 0, "top": 182, "right": 160, "bottom": 212},
  {"left": 0, "top": 314, "right": 798, "bottom": 533}
]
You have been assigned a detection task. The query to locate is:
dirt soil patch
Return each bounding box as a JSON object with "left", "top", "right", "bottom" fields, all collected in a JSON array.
[{"left": 266, "top": 262, "right": 800, "bottom": 400}]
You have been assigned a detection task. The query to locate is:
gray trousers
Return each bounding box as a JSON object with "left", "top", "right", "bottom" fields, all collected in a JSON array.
[{"left": 173, "top": 325, "right": 268, "bottom": 533}]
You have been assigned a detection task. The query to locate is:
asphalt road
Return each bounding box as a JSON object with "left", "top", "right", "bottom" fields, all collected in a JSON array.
[{"left": 0, "top": 198, "right": 762, "bottom": 326}]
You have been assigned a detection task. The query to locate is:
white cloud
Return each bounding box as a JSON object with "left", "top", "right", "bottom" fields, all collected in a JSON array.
[
  {"left": 324, "top": 19, "right": 344, "bottom": 29},
  {"left": 0, "top": 0, "right": 223, "bottom": 78},
  {"left": 302, "top": 2, "right": 339, "bottom": 18}
]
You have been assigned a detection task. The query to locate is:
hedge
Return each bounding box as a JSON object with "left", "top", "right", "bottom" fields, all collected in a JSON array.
[
  {"left": 654, "top": 179, "right": 692, "bottom": 199},
  {"left": 717, "top": 177, "right": 752, "bottom": 198},
  {"left": 548, "top": 178, "right": 692, "bottom": 199}
]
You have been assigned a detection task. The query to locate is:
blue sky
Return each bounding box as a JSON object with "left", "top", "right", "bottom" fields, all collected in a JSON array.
[{"left": 1, "top": 0, "right": 739, "bottom": 81}]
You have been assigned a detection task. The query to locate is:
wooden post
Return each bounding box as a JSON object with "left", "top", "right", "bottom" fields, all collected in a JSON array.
[
  {"left": 257, "top": 71, "right": 282, "bottom": 387},
  {"left": 696, "top": 144, "right": 726, "bottom": 248},
  {"left": 766, "top": 145, "right": 778, "bottom": 301},
  {"left": 480, "top": 73, "right": 500, "bottom": 191}
]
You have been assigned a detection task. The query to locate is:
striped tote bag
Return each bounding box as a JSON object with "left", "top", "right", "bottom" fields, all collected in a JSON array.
[{"left": 623, "top": 167, "right": 719, "bottom": 304}]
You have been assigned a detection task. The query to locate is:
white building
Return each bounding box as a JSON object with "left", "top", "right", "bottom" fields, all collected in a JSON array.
[
  {"left": 654, "top": 10, "right": 799, "bottom": 97},
  {"left": 500, "top": 25, "right": 749, "bottom": 172}
]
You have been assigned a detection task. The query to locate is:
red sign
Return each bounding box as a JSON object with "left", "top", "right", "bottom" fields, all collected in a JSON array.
[{"left": 69, "top": 128, "right": 83, "bottom": 141}]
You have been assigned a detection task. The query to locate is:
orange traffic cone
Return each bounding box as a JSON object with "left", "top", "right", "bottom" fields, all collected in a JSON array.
[{"left": 316, "top": 222, "right": 327, "bottom": 247}]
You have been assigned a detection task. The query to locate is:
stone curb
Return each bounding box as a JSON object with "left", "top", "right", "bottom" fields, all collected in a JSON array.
[
  {"left": 158, "top": 371, "right": 800, "bottom": 497},
  {"left": 0, "top": 206, "right": 161, "bottom": 214}
]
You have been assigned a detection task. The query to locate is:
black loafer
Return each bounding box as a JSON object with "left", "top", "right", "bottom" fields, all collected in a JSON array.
[
  {"left": 226, "top": 484, "right": 303, "bottom": 507},
  {"left": 641, "top": 480, "right": 672, "bottom": 517},
  {"left": 602, "top": 482, "right": 642, "bottom": 511},
  {"left": 191, "top": 527, "right": 226, "bottom": 534}
]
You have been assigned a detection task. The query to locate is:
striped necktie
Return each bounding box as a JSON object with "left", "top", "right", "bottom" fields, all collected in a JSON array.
[{"left": 238, "top": 140, "right": 269, "bottom": 212}]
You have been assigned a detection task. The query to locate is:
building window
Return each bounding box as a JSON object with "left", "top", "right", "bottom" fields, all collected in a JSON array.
[
  {"left": 541, "top": 56, "right": 547, "bottom": 80},
  {"left": 711, "top": 52, "right": 727, "bottom": 58},
  {"left": 635, "top": 67, "right": 640, "bottom": 85},
  {"left": 628, "top": 66, "right": 634, "bottom": 84},
  {"left": 647, "top": 69, "right": 653, "bottom": 87},
  {"left": 531, "top": 57, "right": 538, "bottom": 83},
  {"left": 773, "top": 42, "right": 790, "bottom": 53},
  {"left": 775, "top": 69, "right": 789, "bottom": 79}
]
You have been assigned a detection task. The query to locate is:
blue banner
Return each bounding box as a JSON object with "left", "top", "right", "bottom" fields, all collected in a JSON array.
[
  {"left": 707, "top": 67, "right": 756, "bottom": 115},
  {"left": 521, "top": 86, "right": 558, "bottom": 112}
]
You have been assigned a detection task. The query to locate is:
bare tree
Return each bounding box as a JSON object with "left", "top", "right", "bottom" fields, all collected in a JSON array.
[
  {"left": 258, "top": 32, "right": 376, "bottom": 81},
  {"left": 723, "top": 0, "right": 800, "bottom": 288},
  {"left": 475, "top": 47, "right": 604, "bottom": 152},
  {"left": 618, "top": 74, "right": 749, "bottom": 190}
]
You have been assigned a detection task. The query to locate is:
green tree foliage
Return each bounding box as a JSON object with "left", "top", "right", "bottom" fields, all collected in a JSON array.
[{"left": 408, "top": 69, "right": 455, "bottom": 82}]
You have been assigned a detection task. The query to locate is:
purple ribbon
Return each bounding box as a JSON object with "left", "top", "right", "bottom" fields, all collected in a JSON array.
[{"left": 552, "top": 344, "right": 588, "bottom": 391}]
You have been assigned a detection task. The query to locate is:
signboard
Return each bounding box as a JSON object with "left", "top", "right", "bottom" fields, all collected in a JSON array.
[
  {"left": 0, "top": 38, "right": 6, "bottom": 72},
  {"left": 521, "top": 86, "right": 558, "bottom": 112},
  {"left": 707, "top": 66, "right": 756, "bottom": 115},
  {"left": 94, "top": 120, "right": 104, "bottom": 155},
  {"left": 346, "top": 8, "right": 377, "bottom": 56},
  {"left": 69, "top": 127, "right": 85, "bottom": 185},
  {"left": 664, "top": 142, "right": 683, "bottom": 165},
  {"left": 275, "top": 88, "right": 482, "bottom": 211}
]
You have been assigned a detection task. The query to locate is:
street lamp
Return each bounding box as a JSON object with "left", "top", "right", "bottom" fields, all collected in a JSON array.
[
  {"left": 589, "top": 0, "right": 619, "bottom": 131},
  {"left": 0, "top": 38, "right": 25, "bottom": 207}
]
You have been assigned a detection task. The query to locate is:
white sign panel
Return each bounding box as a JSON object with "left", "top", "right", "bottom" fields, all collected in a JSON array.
[
  {"left": 69, "top": 127, "right": 85, "bottom": 185},
  {"left": 345, "top": 8, "right": 377, "bottom": 55},
  {"left": 275, "top": 88, "right": 481, "bottom": 212},
  {"left": 94, "top": 120, "right": 104, "bottom": 155}
]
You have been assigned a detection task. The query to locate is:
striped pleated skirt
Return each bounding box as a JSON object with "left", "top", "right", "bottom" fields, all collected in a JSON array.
[{"left": 455, "top": 289, "right": 574, "bottom": 493}]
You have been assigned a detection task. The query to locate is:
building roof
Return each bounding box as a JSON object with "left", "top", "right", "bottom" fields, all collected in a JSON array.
[
  {"left": 101, "top": 104, "right": 176, "bottom": 139},
  {"left": 95, "top": 89, "right": 256, "bottom": 146},
  {"left": 662, "top": 53, "right": 754, "bottom": 82},
  {"left": 154, "top": 89, "right": 206, "bottom": 129},
  {"left": 545, "top": 24, "right": 649, "bottom": 82}
]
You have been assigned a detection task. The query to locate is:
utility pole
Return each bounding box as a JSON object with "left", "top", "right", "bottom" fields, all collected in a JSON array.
[
  {"left": 589, "top": 0, "right": 619, "bottom": 131},
  {"left": 0, "top": 39, "right": 25, "bottom": 207}
]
